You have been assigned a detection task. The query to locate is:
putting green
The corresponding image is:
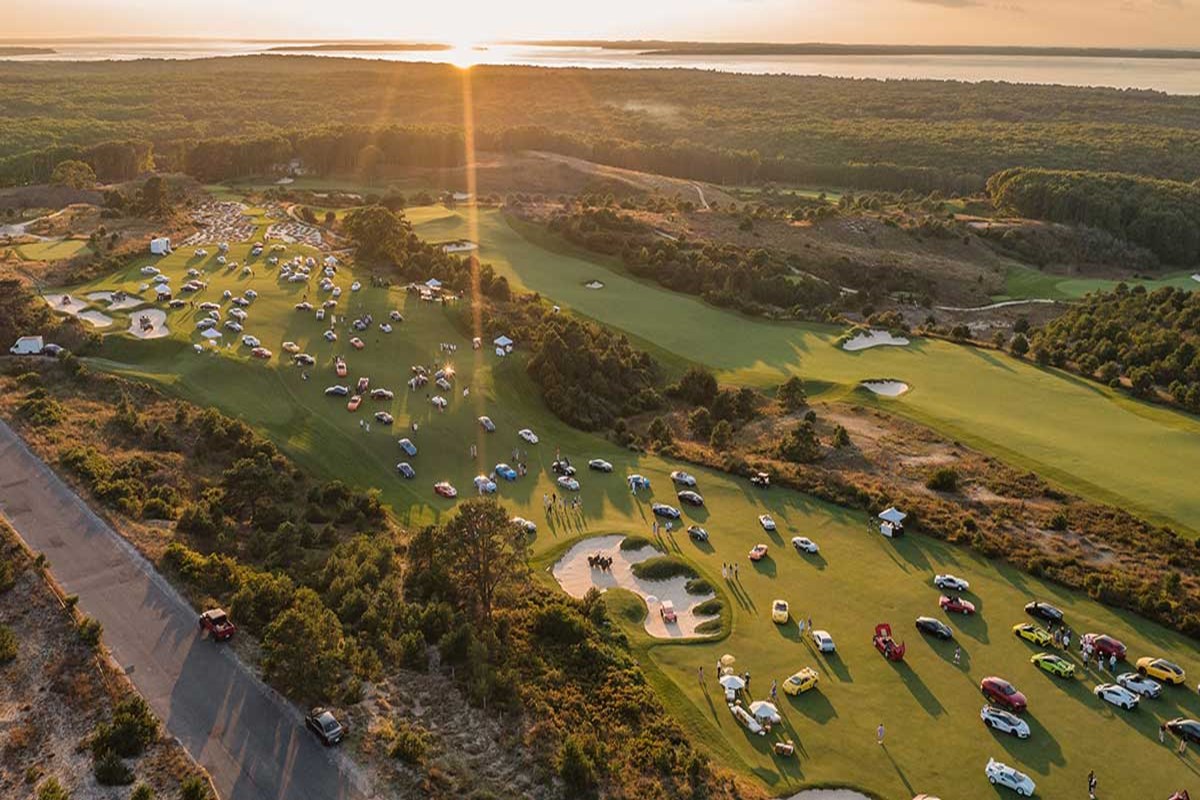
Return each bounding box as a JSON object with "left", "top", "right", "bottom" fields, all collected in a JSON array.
[
  {"left": 64, "top": 229, "right": 1200, "bottom": 799},
  {"left": 16, "top": 239, "right": 91, "bottom": 261},
  {"left": 1000, "top": 264, "right": 1200, "bottom": 302}
]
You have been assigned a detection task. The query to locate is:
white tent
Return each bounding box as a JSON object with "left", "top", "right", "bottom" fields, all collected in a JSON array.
[
  {"left": 150, "top": 237, "right": 171, "bottom": 255},
  {"left": 879, "top": 507, "right": 907, "bottom": 524},
  {"left": 719, "top": 674, "right": 745, "bottom": 691},
  {"left": 749, "top": 701, "right": 781, "bottom": 723},
  {"left": 425, "top": 278, "right": 443, "bottom": 289},
  {"left": 494, "top": 335, "right": 514, "bottom": 350},
  {"left": 201, "top": 328, "right": 223, "bottom": 339}
]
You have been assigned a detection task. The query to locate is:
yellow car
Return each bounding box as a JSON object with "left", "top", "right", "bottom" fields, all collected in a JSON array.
[
  {"left": 1137, "top": 656, "right": 1186, "bottom": 685},
  {"left": 1013, "top": 623, "right": 1052, "bottom": 647},
  {"left": 783, "top": 667, "right": 820, "bottom": 695},
  {"left": 772, "top": 599, "right": 790, "bottom": 624}
]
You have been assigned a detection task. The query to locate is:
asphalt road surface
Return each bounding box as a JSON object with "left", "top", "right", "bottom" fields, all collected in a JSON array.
[{"left": 0, "top": 419, "right": 374, "bottom": 800}]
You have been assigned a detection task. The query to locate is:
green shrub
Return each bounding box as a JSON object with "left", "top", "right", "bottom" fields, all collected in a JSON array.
[
  {"left": 37, "top": 778, "right": 68, "bottom": 800},
  {"left": 0, "top": 557, "right": 13, "bottom": 593},
  {"left": 558, "top": 735, "right": 597, "bottom": 796},
  {"left": 77, "top": 616, "right": 103, "bottom": 647},
  {"left": 630, "top": 556, "right": 697, "bottom": 581},
  {"left": 93, "top": 749, "right": 134, "bottom": 786},
  {"left": 131, "top": 785, "right": 154, "bottom": 800},
  {"left": 93, "top": 696, "right": 157, "bottom": 757},
  {"left": 619, "top": 535, "right": 654, "bottom": 552},
  {"left": 684, "top": 578, "right": 713, "bottom": 595},
  {"left": 532, "top": 605, "right": 588, "bottom": 645},
  {"left": 18, "top": 389, "right": 65, "bottom": 427},
  {"left": 180, "top": 776, "right": 211, "bottom": 800},
  {"left": 926, "top": 468, "right": 959, "bottom": 492},
  {"left": 0, "top": 625, "right": 17, "bottom": 662},
  {"left": 694, "top": 618, "right": 723, "bottom": 634},
  {"left": 693, "top": 598, "right": 722, "bottom": 616},
  {"left": 388, "top": 722, "right": 430, "bottom": 765}
]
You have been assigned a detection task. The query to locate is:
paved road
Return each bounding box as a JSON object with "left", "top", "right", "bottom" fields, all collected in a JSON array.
[{"left": 0, "top": 419, "right": 374, "bottom": 800}]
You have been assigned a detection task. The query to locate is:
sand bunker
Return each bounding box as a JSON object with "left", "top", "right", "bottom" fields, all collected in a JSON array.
[
  {"left": 87, "top": 291, "right": 145, "bottom": 311},
  {"left": 842, "top": 329, "right": 910, "bottom": 352},
  {"left": 585, "top": 280, "right": 605, "bottom": 290},
  {"left": 43, "top": 294, "right": 90, "bottom": 316},
  {"left": 860, "top": 380, "right": 910, "bottom": 397},
  {"left": 77, "top": 310, "right": 113, "bottom": 328},
  {"left": 783, "top": 791, "right": 872, "bottom": 800},
  {"left": 553, "top": 535, "right": 718, "bottom": 639},
  {"left": 128, "top": 309, "right": 169, "bottom": 339}
]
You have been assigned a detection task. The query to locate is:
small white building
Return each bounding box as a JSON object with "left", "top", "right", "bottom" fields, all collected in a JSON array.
[
  {"left": 9, "top": 335, "right": 44, "bottom": 355},
  {"left": 150, "top": 237, "right": 171, "bottom": 256}
]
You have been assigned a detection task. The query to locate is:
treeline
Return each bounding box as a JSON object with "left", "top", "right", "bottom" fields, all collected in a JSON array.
[
  {"left": 0, "top": 139, "right": 153, "bottom": 184},
  {"left": 987, "top": 168, "right": 1200, "bottom": 265},
  {"left": 1028, "top": 283, "right": 1200, "bottom": 412},
  {"left": 547, "top": 207, "right": 843, "bottom": 319}
]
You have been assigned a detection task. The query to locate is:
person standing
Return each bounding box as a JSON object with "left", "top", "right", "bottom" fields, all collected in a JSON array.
[
  {"left": 1160, "top": 724, "right": 1166, "bottom": 744},
  {"left": 770, "top": 679, "right": 778, "bottom": 702},
  {"left": 698, "top": 665, "right": 704, "bottom": 684},
  {"left": 876, "top": 722, "right": 885, "bottom": 746},
  {"left": 1088, "top": 770, "right": 1097, "bottom": 800},
  {"left": 1180, "top": 737, "right": 1189, "bottom": 756},
  {"left": 954, "top": 646, "right": 961, "bottom": 666},
  {"left": 1109, "top": 653, "right": 1117, "bottom": 672},
  {"left": 722, "top": 563, "right": 728, "bottom": 580}
]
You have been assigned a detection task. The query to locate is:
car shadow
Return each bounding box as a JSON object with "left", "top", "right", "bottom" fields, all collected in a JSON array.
[
  {"left": 750, "top": 557, "right": 777, "bottom": 578},
  {"left": 951, "top": 609, "right": 990, "bottom": 644},
  {"left": 996, "top": 710, "right": 1065, "bottom": 772},
  {"left": 816, "top": 649, "right": 853, "bottom": 683},
  {"left": 785, "top": 689, "right": 838, "bottom": 724},
  {"left": 892, "top": 661, "right": 945, "bottom": 717}
]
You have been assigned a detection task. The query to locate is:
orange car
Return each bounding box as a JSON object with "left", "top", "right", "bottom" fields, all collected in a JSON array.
[
  {"left": 347, "top": 395, "right": 362, "bottom": 412},
  {"left": 749, "top": 544, "right": 769, "bottom": 561},
  {"left": 350, "top": 337, "right": 365, "bottom": 350}
]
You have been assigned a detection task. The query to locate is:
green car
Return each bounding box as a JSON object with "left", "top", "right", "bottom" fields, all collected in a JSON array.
[{"left": 1031, "top": 652, "right": 1076, "bottom": 678}]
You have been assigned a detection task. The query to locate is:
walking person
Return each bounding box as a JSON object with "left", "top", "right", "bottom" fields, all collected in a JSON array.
[
  {"left": 954, "top": 646, "right": 962, "bottom": 666},
  {"left": 698, "top": 665, "right": 704, "bottom": 684},
  {"left": 1088, "top": 770, "right": 1097, "bottom": 800},
  {"left": 770, "top": 679, "right": 778, "bottom": 702},
  {"left": 1180, "top": 737, "right": 1189, "bottom": 756},
  {"left": 722, "top": 563, "right": 728, "bottom": 580},
  {"left": 876, "top": 722, "right": 885, "bottom": 746},
  {"left": 1109, "top": 653, "right": 1117, "bottom": 672},
  {"left": 798, "top": 617, "right": 806, "bottom": 637},
  {"left": 1160, "top": 724, "right": 1166, "bottom": 744}
]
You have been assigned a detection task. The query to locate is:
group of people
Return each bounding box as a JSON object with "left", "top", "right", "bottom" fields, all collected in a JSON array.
[
  {"left": 587, "top": 554, "right": 614, "bottom": 571},
  {"left": 720, "top": 562, "right": 739, "bottom": 580}
]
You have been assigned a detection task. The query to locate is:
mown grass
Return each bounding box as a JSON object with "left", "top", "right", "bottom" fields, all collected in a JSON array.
[
  {"left": 1000, "top": 264, "right": 1200, "bottom": 301},
  {"left": 630, "top": 555, "right": 698, "bottom": 581}
]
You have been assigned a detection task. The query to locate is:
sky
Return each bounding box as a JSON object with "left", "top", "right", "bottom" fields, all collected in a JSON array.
[{"left": 4, "top": 0, "right": 1199, "bottom": 49}]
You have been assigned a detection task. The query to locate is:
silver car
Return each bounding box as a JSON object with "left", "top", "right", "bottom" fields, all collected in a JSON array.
[{"left": 981, "top": 705, "right": 1030, "bottom": 739}]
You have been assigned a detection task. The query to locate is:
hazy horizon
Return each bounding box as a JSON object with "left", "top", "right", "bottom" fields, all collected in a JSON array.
[{"left": 5, "top": 0, "right": 1199, "bottom": 50}]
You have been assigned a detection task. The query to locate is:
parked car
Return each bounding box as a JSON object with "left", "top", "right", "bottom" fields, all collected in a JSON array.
[
  {"left": 556, "top": 475, "right": 580, "bottom": 491},
  {"left": 305, "top": 708, "right": 346, "bottom": 746},
  {"left": 494, "top": 463, "right": 518, "bottom": 481},
  {"left": 1165, "top": 718, "right": 1200, "bottom": 743},
  {"left": 670, "top": 470, "right": 697, "bottom": 487},
  {"left": 478, "top": 415, "right": 496, "bottom": 432},
  {"left": 324, "top": 385, "right": 349, "bottom": 397},
  {"left": 356, "top": 376, "right": 370, "bottom": 394},
  {"left": 772, "top": 599, "right": 790, "bottom": 623},
  {"left": 396, "top": 462, "right": 415, "bottom": 479},
  {"left": 374, "top": 412, "right": 393, "bottom": 425},
  {"left": 652, "top": 503, "right": 681, "bottom": 519},
  {"left": 474, "top": 475, "right": 498, "bottom": 494},
  {"left": 434, "top": 481, "right": 457, "bottom": 498},
  {"left": 873, "top": 622, "right": 906, "bottom": 662},
  {"left": 511, "top": 517, "right": 537, "bottom": 535},
  {"left": 985, "top": 758, "right": 1036, "bottom": 796},
  {"left": 940, "top": 594, "right": 976, "bottom": 615},
  {"left": 1094, "top": 683, "right": 1140, "bottom": 710},
  {"left": 916, "top": 616, "right": 954, "bottom": 640},
  {"left": 1117, "top": 672, "right": 1163, "bottom": 698},
  {"left": 628, "top": 474, "right": 651, "bottom": 490},
  {"left": 335, "top": 356, "right": 347, "bottom": 377},
  {"left": 551, "top": 459, "right": 576, "bottom": 476},
  {"left": 398, "top": 438, "right": 417, "bottom": 456},
  {"left": 346, "top": 395, "right": 362, "bottom": 412},
  {"left": 323, "top": 330, "right": 337, "bottom": 342},
  {"left": 748, "top": 544, "right": 769, "bottom": 561},
  {"left": 1137, "top": 657, "right": 1186, "bottom": 685},
  {"left": 1013, "top": 623, "right": 1052, "bottom": 647},
  {"left": 1082, "top": 633, "right": 1127, "bottom": 661},
  {"left": 295, "top": 301, "right": 313, "bottom": 311},
  {"left": 588, "top": 458, "right": 613, "bottom": 472},
  {"left": 1025, "top": 601, "right": 1064, "bottom": 624},
  {"left": 370, "top": 388, "right": 393, "bottom": 400},
  {"left": 517, "top": 428, "right": 539, "bottom": 444},
  {"left": 687, "top": 525, "right": 709, "bottom": 542},
  {"left": 811, "top": 629, "right": 836, "bottom": 652},
  {"left": 1031, "top": 652, "right": 1076, "bottom": 678},
  {"left": 791, "top": 536, "right": 819, "bottom": 554},
  {"left": 934, "top": 574, "right": 970, "bottom": 592},
  {"left": 980, "top": 706, "right": 1030, "bottom": 739},
  {"left": 758, "top": 514, "right": 776, "bottom": 531},
  {"left": 783, "top": 667, "right": 820, "bottom": 695},
  {"left": 677, "top": 490, "right": 704, "bottom": 506},
  {"left": 241, "top": 335, "right": 261, "bottom": 348},
  {"left": 198, "top": 608, "right": 236, "bottom": 641},
  {"left": 251, "top": 347, "right": 272, "bottom": 359},
  {"left": 295, "top": 354, "right": 315, "bottom": 366},
  {"left": 981, "top": 677, "right": 1027, "bottom": 713},
  {"left": 660, "top": 600, "right": 677, "bottom": 623},
  {"left": 349, "top": 337, "right": 364, "bottom": 350}
]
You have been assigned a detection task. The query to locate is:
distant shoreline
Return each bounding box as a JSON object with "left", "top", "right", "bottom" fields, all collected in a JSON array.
[
  {"left": 265, "top": 43, "right": 450, "bottom": 53},
  {"left": 0, "top": 46, "right": 55, "bottom": 56},
  {"left": 517, "top": 40, "right": 1200, "bottom": 60}
]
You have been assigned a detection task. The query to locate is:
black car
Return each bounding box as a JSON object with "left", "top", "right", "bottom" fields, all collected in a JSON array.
[
  {"left": 915, "top": 616, "right": 954, "bottom": 640},
  {"left": 687, "top": 525, "right": 709, "bottom": 542},
  {"left": 1167, "top": 718, "right": 1200, "bottom": 744},
  {"left": 1025, "top": 601, "right": 1064, "bottom": 625},
  {"left": 305, "top": 708, "right": 346, "bottom": 746},
  {"left": 396, "top": 462, "right": 415, "bottom": 479},
  {"left": 677, "top": 490, "right": 705, "bottom": 507},
  {"left": 552, "top": 459, "right": 576, "bottom": 477},
  {"left": 652, "top": 503, "right": 681, "bottom": 519}
]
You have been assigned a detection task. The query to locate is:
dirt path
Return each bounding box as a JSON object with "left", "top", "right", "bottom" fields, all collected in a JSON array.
[
  {"left": 691, "top": 182, "right": 711, "bottom": 210},
  {"left": 0, "top": 419, "right": 376, "bottom": 800}
]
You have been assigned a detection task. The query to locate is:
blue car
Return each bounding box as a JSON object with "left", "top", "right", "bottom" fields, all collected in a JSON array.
[
  {"left": 652, "top": 503, "right": 681, "bottom": 519},
  {"left": 398, "top": 438, "right": 417, "bottom": 457},
  {"left": 494, "top": 463, "right": 518, "bottom": 481},
  {"left": 628, "top": 474, "right": 651, "bottom": 490}
]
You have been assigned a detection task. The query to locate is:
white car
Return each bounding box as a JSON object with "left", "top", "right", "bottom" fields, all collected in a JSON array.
[
  {"left": 199, "top": 302, "right": 220, "bottom": 311},
  {"left": 223, "top": 321, "right": 243, "bottom": 333},
  {"left": 791, "top": 536, "right": 819, "bottom": 554},
  {"left": 980, "top": 705, "right": 1031, "bottom": 739},
  {"left": 811, "top": 629, "right": 836, "bottom": 652},
  {"left": 379, "top": 323, "right": 393, "bottom": 334},
  {"left": 474, "top": 475, "right": 497, "bottom": 494},
  {"left": 985, "top": 758, "right": 1036, "bottom": 796},
  {"left": 588, "top": 458, "right": 613, "bottom": 472},
  {"left": 229, "top": 308, "right": 247, "bottom": 321},
  {"left": 518, "top": 428, "right": 539, "bottom": 444},
  {"left": 1094, "top": 683, "right": 1139, "bottom": 710},
  {"left": 350, "top": 281, "right": 362, "bottom": 292},
  {"left": 670, "top": 470, "right": 697, "bottom": 487},
  {"left": 556, "top": 475, "right": 580, "bottom": 491},
  {"left": 282, "top": 341, "right": 300, "bottom": 354},
  {"left": 389, "top": 310, "right": 403, "bottom": 321},
  {"left": 758, "top": 514, "right": 776, "bottom": 532},
  {"left": 323, "top": 330, "right": 337, "bottom": 342},
  {"left": 241, "top": 335, "right": 260, "bottom": 348},
  {"left": 1116, "top": 671, "right": 1163, "bottom": 698},
  {"left": 934, "top": 574, "right": 970, "bottom": 592},
  {"left": 332, "top": 286, "right": 342, "bottom": 298},
  {"left": 244, "top": 289, "right": 258, "bottom": 300}
]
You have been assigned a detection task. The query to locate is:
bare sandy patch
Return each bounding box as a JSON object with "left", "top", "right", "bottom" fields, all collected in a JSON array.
[
  {"left": 860, "top": 380, "right": 910, "bottom": 397},
  {"left": 42, "top": 293, "right": 90, "bottom": 315},
  {"left": 128, "top": 309, "right": 169, "bottom": 339},
  {"left": 76, "top": 309, "right": 113, "bottom": 328},
  {"left": 87, "top": 290, "right": 145, "bottom": 311},
  {"left": 552, "top": 534, "right": 718, "bottom": 639},
  {"left": 842, "top": 329, "right": 910, "bottom": 352}
]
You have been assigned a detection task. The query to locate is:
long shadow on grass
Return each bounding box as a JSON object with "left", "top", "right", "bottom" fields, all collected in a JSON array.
[
  {"left": 951, "top": 609, "right": 990, "bottom": 644},
  {"left": 892, "top": 662, "right": 945, "bottom": 717},
  {"left": 750, "top": 557, "right": 777, "bottom": 579},
  {"left": 996, "top": 710, "right": 1065, "bottom": 772},
  {"left": 882, "top": 745, "right": 916, "bottom": 797},
  {"left": 785, "top": 689, "right": 838, "bottom": 725}
]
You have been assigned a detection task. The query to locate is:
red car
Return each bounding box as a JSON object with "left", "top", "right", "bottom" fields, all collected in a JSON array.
[
  {"left": 981, "top": 677, "right": 1027, "bottom": 713},
  {"left": 198, "top": 608, "right": 236, "bottom": 641},
  {"left": 335, "top": 356, "right": 347, "bottom": 377},
  {"left": 1082, "top": 633, "right": 1126, "bottom": 660},
  {"left": 939, "top": 594, "right": 976, "bottom": 615},
  {"left": 873, "top": 623, "right": 906, "bottom": 662},
  {"left": 434, "top": 481, "right": 458, "bottom": 498}
]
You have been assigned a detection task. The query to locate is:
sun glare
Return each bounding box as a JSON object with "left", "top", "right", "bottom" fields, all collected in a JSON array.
[{"left": 445, "top": 39, "right": 482, "bottom": 70}]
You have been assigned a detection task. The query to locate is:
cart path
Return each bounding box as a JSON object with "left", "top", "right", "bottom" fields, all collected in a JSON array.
[{"left": 0, "top": 418, "right": 375, "bottom": 800}]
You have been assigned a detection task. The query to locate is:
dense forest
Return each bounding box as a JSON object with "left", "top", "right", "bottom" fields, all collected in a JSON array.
[
  {"left": 4, "top": 58, "right": 1200, "bottom": 190},
  {"left": 1028, "top": 283, "right": 1200, "bottom": 411},
  {"left": 987, "top": 168, "right": 1200, "bottom": 265}
]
